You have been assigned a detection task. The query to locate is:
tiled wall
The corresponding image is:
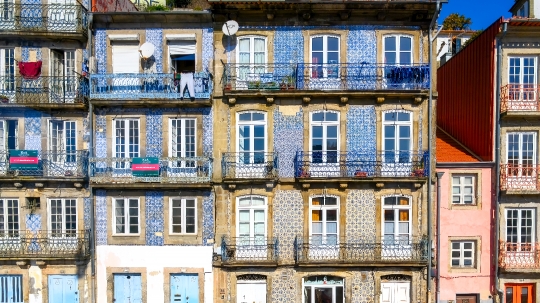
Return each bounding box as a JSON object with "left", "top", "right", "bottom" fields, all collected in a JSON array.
[
  {"left": 273, "top": 107, "right": 303, "bottom": 178},
  {"left": 273, "top": 28, "right": 304, "bottom": 64},
  {"left": 24, "top": 110, "right": 42, "bottom": 152},
  {"left": 346, "top": 105, "right": 376, "bottom": 159},
  {"left": 202, "top": 191, "right": 214, "bottom": 245},
  {"left": 352, "top": 271, "right": 375, "bottom": 303},
  {"left": 145, "top": 29, "right": 163, "bottom": 73},
  {"left": 272, "top": 190, "right": 303, "bottom": 261},
  {"left": 21, "top": 47, "right": 42, "bottom": 62},
  {"left": 95, "top": 189, "right": 107, "bottom": 245},
  {"left": 84, "top": 197, "right": 92, "bottom": 231},
  {"left": 145, "top": 191, "right": 164, "bottom": 246},
  {"left": 271, "top": 268, "right": 298, "bottom": 303},
  {"left": 346, "top": 190, "right": 376, "bottom": 243},
  {"left": 146, "top": 109, "right": 163, "bottom": 157},
  {"left": 25, "top": 214, "right": 41, "bottom": 231},
  {"left": 95, "top": 29, "right": 107, "bottom": 74}
]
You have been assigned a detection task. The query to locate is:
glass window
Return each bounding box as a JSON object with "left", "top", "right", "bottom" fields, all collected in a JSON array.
[
  {"left": 49, "top": 199, "right": 77, "bottom": 237},
  {"left": 114, "top": 198, "right": 139, "bottom": 234},
  {"left": 506, "top": 209, "right": 534, "bottom": 251},
  {"left": 0, "top": 199, "right": 19, "bottom": 237},
  {"left": 170, "top": 198, "right": 196, "bottom": 234},
  {"left": 383, "top": 111, "right": 412, "bottom": 164},
  {"left": 384, "top": 35, "right": 412, "bottom": 64},
  {"left": 237, "top": 112, "right": 267, "bottom": 165},
  {"left": 311, "top": 35, "right": 340, "bottom": 79},
  {"left": 382, "top": 196, "right": 411, "bottom": 244},
  {"left": 303, "top": 276, "right": 344, "bottom": 303},
  {"left": 310, "top": 196, "right": 339, "bottom": 246},
  {"left": 310, "top": 111, "right": 339, "bottom": 164},
  {"left": 450, "top": 241, "right": 475, "bottom": 267},
  {"left": 452, "top": 175, "right": 475, "bottom": 204},
  {"left": 170, "top": 118, "right": 196, "bottom": 168},
  {"left": 236, "top": 196, "right": 267, "bottom": 245},
  {"left": 49, "top": 120, "right": 77, "bottom": 163}
]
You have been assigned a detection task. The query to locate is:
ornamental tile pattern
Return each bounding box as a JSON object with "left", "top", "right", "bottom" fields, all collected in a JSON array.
[
  {"left": 145, "top": 109, "right": 163, "bottom": 157},
  {"left": 95, "top": 189, "right": 107, "bottom": 245},
  {"left": 346, "top": 105, "right": 376, "bottom": 162},
  {"left": 202, "top": 28, "right": 214, "bottom": 71},
  {"left": 273, "top": 107, "right": 303, "bottom": 178},
  {"left": 145, "top": 29, "right": 163, "bottom": 73},
  {"left": 21, "top": 47, "right": 42, "bottom": 62},
  {"left": 145, "top": 191, "right": 164, "bottom": 246},
  {"left": 274, "top": 28, "right": 304, "bottom": 64},
  {"left": 272, "top": 190, "right": 303, "bottom": 261},
  {"left": 25, "top": 214, "right": 41, "bottom": 231},
  {"left": 84, "top": 197, "right": 91, "bottom": 230},
  {"left": 95, "top": 109, "right": 107, "bottom": 158},
  {"left": 352, "top": 271, "right": 375, "bottom": 303},
  {"left": 271, "top": 268, "right": 298, "bottom": 303},
  {"left": 24, "top": 109, "right": 41, "bottom": 152},
  {"left": 95, "top": 29, "right": 107, "bottom": 74},
  {"left": 202, "top": 191, "right": 214, "bottom": 246},
  {"left": 346, "top": 190, "right": 376, "bottom": 243},
  {"left": 347, "top": 27, "right": 377, "bottom": 64}
]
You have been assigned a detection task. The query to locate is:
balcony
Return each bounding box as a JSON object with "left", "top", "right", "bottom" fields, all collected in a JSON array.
[
  {"left": 0, "top": 3, "right": 87, "bottom": 40},
  {"left": 89, "top": 156, "right": 212, "bottom": 187},
  {"left": 219, "top": 236, "right": 278, "bottom": 266},
  {"left": 0, "top": 230, "right": 90, "bottom": 260},
  {"left": 221, "top": 152, "right": 278, "bottom": 181},
  {"left": 89, "top": 72, "right": 212, "bottom": 104},
  {"left": 500, "top": 164, "right": 540, "bottom": 192},
  {"left": 222, "top": 63, "right": 430, "bottom": 95},
  {"left": 499, "top": 241, "right": 540, "bottom": 270},
  {"left": 294, "top": 236, "right": 428, "bottom": 266},
  {"left": 0, "top": 76, "right": 88, "bottom": 108},
  {"left": 294, "top": 151, "right": 429, "bottom": 180},
  {"left": 0, "top": 150, "right": 88, "bottom": 179},
  {"left": 501, "top": 84, "right": 540, "bottom": 114}
]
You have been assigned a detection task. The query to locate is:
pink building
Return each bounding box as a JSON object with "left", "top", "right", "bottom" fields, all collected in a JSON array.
[{"left": 436, "top": 128, "right": 496, "bottom": 303}]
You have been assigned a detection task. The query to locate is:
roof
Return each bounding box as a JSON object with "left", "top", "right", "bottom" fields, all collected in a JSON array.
[{"left": 436, "top": 127, "right": 481, "bottom": 163}]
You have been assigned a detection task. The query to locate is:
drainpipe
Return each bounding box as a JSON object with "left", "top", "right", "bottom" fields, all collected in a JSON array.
[
  {"left": 436, "top": 172, "right": 444, "bottom": 303},
  {"left": 427, "top": 2, "right": 441, "bottom": 303},
  {"left": 87, "top": 10, "right": 96, "bottom": 303},
  {"left": 494, "top": 20, "right": 508, "bottom": 302}
]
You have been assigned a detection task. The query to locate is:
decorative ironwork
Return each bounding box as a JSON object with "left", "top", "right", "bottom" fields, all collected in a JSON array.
[
  {"left": 500, "top": 164, "right": 540, "bottom": 191},
  {"left": 294, "top": 151, "right": 429, "bottom": 178},
  {"left": 380, "top": 275, "right": 412, "bottom": 281},
  {"left": 221, "top": 152, "right": 278, "bottom": 180},
  {"left": 0, "top": 150, "right": 88, "bottom": 178},
  {"left": 0, "top": 76, "right": 88, "bottom": 105},
  {"left": 0, "top": 3, "right": 87, "bottom": 35},
  {"left": 499, "top": 240, "right": 540, "bottom": 269},
  {"left": 89, "top": 156, "right": 212, "bottom": 184},
  {"left": 0, "top": 230, "right": 90, "bottom": 260},
  {"left": 501, "top": 84, "right": 540, "bottom": 113},
  {"left": 236, "top": 274, "right": 267, "bottom": 281},
  {"left": 89, "top": 72, "right": 212, "bottom": 100},
  {"left": 220, "top": 236, "right": 279, "bottom": 263},
  {"left": 294, "top": 236, "right": 428, "bottom": 264},
  {"left": 222, "top": 63, "right": 429, "bottom": 92}
]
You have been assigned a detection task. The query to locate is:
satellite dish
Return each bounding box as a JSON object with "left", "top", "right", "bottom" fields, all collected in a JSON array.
[
  {"left": 139, "top": 42, "right": 155, "bottom": 59},
  {"left": 222, "top": 20, "right": 239, "bottom": 36}
]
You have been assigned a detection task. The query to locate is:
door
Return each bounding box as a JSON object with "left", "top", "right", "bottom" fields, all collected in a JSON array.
[
  {"left": 111, "top": 43, "right": 140, "bottom": 93},
  {"left": 48, "top": 0, "right": 76, "bottom": 32},
  {"left": 382, "top": 196, "right": 412, "bottom": 259},
  {"left": 237, "top": 36, "right": 267, "bottom": 89},
  {"left": 48, "top": 275, "right": 78, "bottom": 303},
  {"left": 170, "top": 274, "right": 199, "bottom": 303},
  {"left": 0, "top": 275, "right": 23, "bottom": 303},
  {"left": 168, "top": 118, "right": 196, "bottom": 178},
  {"left": 49, "top": 120, "right": 77, "bottom": 176},
  {"left": 237, "top": 282, "right": 266, "bottom": 303},
  {"left": 380, "top": 282, "right": 410, "bottom": 303},
  {"left": 382, "top": 112, "right": 412, "bottom": 177},
  {"left": 506, "top": 133, "right": 536, "bottom": 189},
  {"left": 456, "top": 295, "right": 478, "bottom": 303},
  {"left": 505, "top": 284, "right": 534, "bottom": 303},
  {"left": 236, "top": 196, "right": 267, "bottom": 260},
  {"left": 50, "top": 50, "right": 76, "bottom": 103},
  {"left": 113, "top": 274, "right": 142, "bottom": 303},
  {"left": 0, "top": 120, "right": 17, "bottom": 175},
  {"left": 113, "top": 119, "right": 139, "bottom": 175},
  {"left": 237, "top": 112, "right": 267, "bottom": 178},
  {"left": 0, "top": 199, "right": 20, "bottom": 253},
  {"left": 49, "top": 199, "right": 78, "bottom": 252},
  {"left": 508, "top": 57, "right": 537, "bottom": 110},
  {"left": 309, "top": 35, "right": 340, "bottom": 90},
  {"left": 310, "top": 111, "right": 340, "bottom": 177},
  {"left": 310, "top": 196, "right": 339, "bottom": 259}
]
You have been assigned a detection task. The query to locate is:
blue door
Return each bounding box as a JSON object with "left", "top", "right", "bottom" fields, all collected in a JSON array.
[
  {"left": 170, "top": 274, "right": 199, "bottom": 303},
  {"left": 113, "top": 274, "right": 142, "bottom": 303},
  {"left": 0, "top": 275, "right": 23, "bottom": 303},
  {"left": 48, "top": 275, "right": 78, "bottom": 303}
]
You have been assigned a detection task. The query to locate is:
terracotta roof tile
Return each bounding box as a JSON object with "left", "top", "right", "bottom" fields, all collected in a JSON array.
[{"left": 437, "top": 128, "right": 480, "bottom": 163}]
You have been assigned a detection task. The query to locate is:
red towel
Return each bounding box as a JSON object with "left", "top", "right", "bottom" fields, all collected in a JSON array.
[{"left": 19, "top": 61, "right": 42, "bottom": 79}]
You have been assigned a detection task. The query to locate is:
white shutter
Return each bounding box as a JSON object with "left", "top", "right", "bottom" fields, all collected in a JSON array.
[
  {"left": 168, "top": 41, "right": 196, "bottom": 55},
  {"left": 112, "top": 44, "right": 140, "bottom": 74},
  {"left": 0, "top": 120, "right": 5, "bottom": 151},
  {"left": 396, "top": 283, "right": 410, "bottom": 303},
  {"left": 380, "top": 283, "right": 393, "bottom": 303}
]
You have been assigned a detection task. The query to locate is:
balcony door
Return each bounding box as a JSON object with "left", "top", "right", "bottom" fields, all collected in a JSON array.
[
  {"left": 0, "top": 199, "right": 19, "bottom": 254},
  {"left": 508, "top": 57, "right": 537, "bottom": 110},
  {"left": 51, "top": 50, "right": 76, "bottom": 103},
  {"left": 49, "top": 198, "right": 78, "bottom": 252},
  {"left": 236, "top": 36, "right": 266, "bottom": 89},
  {"left": 113, "top": 119, "right": 139, "bottom": 174},
  {"left": 49, "top": 120, "right": 77, "bottom": 176},
  {"left": 505, "top": 284, "right": 534, "bottom": 303},
  {"left": 237, "top": 112, "right": 267, "bottom": 178},
  {"left": 383, "top": 35, "right": 413, "bottom": 89},
  {"left": 309, "top": 111, "right": 339, "bottom": 177},
  {"left": 382, "top": 196, "right": 412, "bottom": 259},
  {"left": 505, "top": 209, "right": 535, "bottom": 267},
  {"left": 168, "top": 118, "right": 196, "bottom": 178},
  {"left": 236, "top": 196, "right": 267, "bottom": 260},
  {"left": 0, "top": 48, "right": 15, "bottom": 98},
  {"left": 382, "top": 111, "right": 412, "bottom": 177},
  {"left": 309, "top": 196, "right": 339, "bottom": 259},
  {"left": 506, "top": 132, "right": 536, "bottom": 189},
  {"left": 309, "top": 35, "right": 340, "bottom": 90},
  {"left": 0, "top": 120, "right": 17, "bottom": 175},
  {"left": 111, "top": 42, "right": 140, "bottom": 93},
  {"left": 48, "top": 0, "right": 77, "bottom": 32}
]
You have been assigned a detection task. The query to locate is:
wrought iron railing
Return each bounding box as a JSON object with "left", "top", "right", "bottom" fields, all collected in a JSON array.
[
  {"left": 0, "top": 230, "right": 90, "bottom": 259},
  {"left": 0, "top": 150, "right": 88, "bottom": 177},
  {"left": 294, "top": 151, "right": 429, "bottom": 178},
  {"left": 500, "top": 164, "right": 540, "bottom": 191},
  {"left": 222, "top": 63, "right": 430, "bottom": 92},
  {"left": 221, "top": 152, "right": 278, "bottom": 179},
  {"left": 499, "top": 241, "right": 540, "bottom": 269},
  {"left": 0, "top": 76, "right": 88, "bottom": 105},
  {"left": 501, "top": 84, "right": 540, "bottom": 113},
  {"left": 294, "top": 236, "right": 428, "bottom": 264},
  {"left": 0, "top": 3, "right": 87, "bottom": 35},
  {"left": 220, "top": 236, "right": 278, "bottom": 263},
  {"left": 90, "top": 72, "right": 212, "bottom": 100},
  {"left": 89, "top": 156, "right": 212, "bottom": 183}
]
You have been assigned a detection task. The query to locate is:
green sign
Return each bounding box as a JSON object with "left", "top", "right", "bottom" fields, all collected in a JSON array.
[
  {"left": 9, "top": 150, "right": 39, "bottom": 169},
  {"left": 132, "top": 157, "right": 159, "bottom": 177}
]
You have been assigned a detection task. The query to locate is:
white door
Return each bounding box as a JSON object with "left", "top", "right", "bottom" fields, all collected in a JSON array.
[
  {"left": 237, "top": 36, "right": 267, "bottom": 90},
  {"left": 237, "top": 282, "right": 266, "bottom": 303},
  {"left": 236, "top": 196, "right": 267, "bottom": 260},
  {"left": 310, "top": 111, "right": 340, "bottom": 177},
  {"left": 380, "top": 282, "right": 410, "bottom": 303},
  {"left": 237, "top": 112, "right": 267, "bottom": 178},
  {"left": 49, "top": 199, "right": 78, "bottom": 252},
  {"left": 50, "top": 50, "right": 76, "bottom": 103},
  {"left": 0, "top": 199, "right": 20, "bottom": 253},
  {"left": 49, "top": 120, "right": 77, "bottom": 176},
  {"left": 382, "top": 112, "right": 412, "bottom": 177},
  {"left": 168, "top": 118, "right": 196, "bottom": 178},
  {"left": 506, "top": 132, "right": 536, "bottom": 189}
]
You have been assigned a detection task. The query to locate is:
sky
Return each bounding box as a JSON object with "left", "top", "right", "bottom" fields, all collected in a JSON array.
[{"left": 439, "top": 0, "right": 515, "bottom": 30}]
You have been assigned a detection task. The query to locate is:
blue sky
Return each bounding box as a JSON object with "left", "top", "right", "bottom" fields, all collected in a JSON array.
[{"left": 439, "top": 0, "right": 514, "bottom": 30}]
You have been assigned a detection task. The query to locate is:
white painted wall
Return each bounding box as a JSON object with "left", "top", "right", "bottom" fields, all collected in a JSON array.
[{"left": 96, "top": 246, "right": 213, "bottom": 303}]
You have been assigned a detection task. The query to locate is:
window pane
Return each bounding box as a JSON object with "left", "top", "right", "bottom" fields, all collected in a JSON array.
[
  {"left": 385, "top": 37, "right": 396, "bottom": 51},
  {"left": 328, "top": 37, "right": 339, "bottom": 51},
  {"left": 312, "top": 37, "right": 323, "bottom": 51}
]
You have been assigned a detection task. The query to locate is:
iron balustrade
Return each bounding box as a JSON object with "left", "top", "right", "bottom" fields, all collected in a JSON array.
[
  {"left": 294, "top": 151, "right": 428, "bottom": 178},
  {"left": 0, "top": 230, "right": 90, "bottom": 259},
  {"left": 222, "top": 63, "right": 430, "bottom": 92},
  {"left": 0, "top": 75, "right": 88, "bottom": 105},
  {"left": 0, "top": 3, "right": 87, "bottom": 35},
  {"left": 499, "top": 241, "right": 540, "bottom": 269},
  {"left": 501, "top": 84, "right": 540, "bottom": 112},
  {"left": 0, "top": 150, "right": 88, "bottom": 178},
  {"left": 294, "top": 236, "right": 428, "bottom": 264},
  {"left": 89, "top": 156, "right": 212, "bottom": 183},
  {"left": 500, "top": 164, "right": 540, "bottom": 191},
  {"left": 220, "top": 236, "right": 279, "bottom": 263},
  {"left": 221, "top": 152, "right": 278, "bottom": 179},
  {"left": 89, "top": 72, "right": 212, "bottom": 100}
]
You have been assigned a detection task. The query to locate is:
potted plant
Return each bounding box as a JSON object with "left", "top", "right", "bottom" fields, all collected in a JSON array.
[
  {"left": 354, "top": 170, "right": 368, "bottom": 178},
  {"left": 411, "top": 166, "right": 425, "bottom": 177},
  {"left": 281, "top": 75, "right": 295, "bottom": 90},
  {"left": 224, "top": 83, "right": 232, "bottom": 91},
  {"left": 247, "top": 80, "right": 261, "bottom": 89},
  {"left": 299, "top": 167, "right": 310, "bottom": 178},
  {"left": 0, "top": 94, "right": 9, "bottom": 103}
]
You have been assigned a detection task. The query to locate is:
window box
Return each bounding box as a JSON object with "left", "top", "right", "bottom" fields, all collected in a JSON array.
[
  {"left": 299, "top": 167, "right": 311, "bottom": 178},
  {"left": 411, "top": 168, "right": 424, "bottom": 177},
  {"left": 0, "top": 95, "right": 9, "bottom": 103},
  {"left": 224, "top": 83, "right": 232, "bottom": 91},
  {"left": 354, "top": 170, "right": 368, "bottom": 178}
]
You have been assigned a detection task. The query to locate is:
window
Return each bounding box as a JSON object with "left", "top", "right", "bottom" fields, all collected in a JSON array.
[
  {"left": 51, "top": 50, "right": 76, "bottom": 98},
  {"left": 49, "top": 199, "right": 77, "bottom": 237},
  {"left": 384, "top": 35, "right": 412, "bottom": 64},
  {"left": 517, "top": 2, "right": 529, "bottom": 18},
  {"left": 509, "top": 57, "right": 536, "bottom": 101},
  {"left": 236, "top": 196, "right": 267, "bottom": 243},
  {"left": 114, "top": 198, "right": 139, "bottom": 234},
  {"left": 49, "top": 120, "right": 76, "bottom": 162},
  {"left": 0, "top": 120, "right": 18, "bottom": 151},
  {"left": 506, "top": 209, "right": 534, "bottom": 250},
  {"left": 111, "top": 42, "right": 139, "bottom": 74},
  {"left": 0, "top": 48, "right": 14, "bottom": 92},
  {"left": 237, "top": 112, "right": 266, "bottom": 164},
  {"left": 310, "top": 196, "right": 339, "bottom": 246},
  {"left": 506, "top": 133, "right": 536, "bottom": 181},
  {"left": 310, "top": 111, "right": 339, "bottom": 164},
  {"left": 382, "top": 196, "right": 411, "bottom": 244},
  {"left": 383, "top": 111, "right": 412, "bottom": 164},
  {"left": 114, "top": 119, "right": 140, "bottom": 160},
  {"left": 170, "top": 118, "right": 196, "bottom": 167},
  {"left": 168, "top": 38, "right": 196, "bottom": 73},
  {"left": 303, "top": 276, "right": 344, "bottom": 303},
  {"left": 169, "top": 197, "right": 196, "bottom": 234},
  {"left": 311, "top": 35, "right": 339, "bottom": 78},
  {"left": 451, "top": 241, "right": 475, "bottom": 267},
  {"left": 0, "top": 199, "right": 19, "bottom": 237},
  {"left": 452, "top": 175, "right": 475, "bottom": 204},
  {"left": 237, "top": 36, "right": 266, "bottom": 69}
]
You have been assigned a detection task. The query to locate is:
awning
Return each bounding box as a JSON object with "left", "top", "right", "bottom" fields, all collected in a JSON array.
[{"left": 172, "top": 54, "right": 195, "bottom": 61}]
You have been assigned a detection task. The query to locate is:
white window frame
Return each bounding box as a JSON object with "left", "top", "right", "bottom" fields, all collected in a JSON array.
[
  {"left": 383, "top": 34, "right": 413, "bottom": 65},
  {"left": 310, "top": 35, "right": 340, "bottom": 64},
  {"left": 0, "top": 119, "right": 18, "bottom": 151},
  {"left": 236, "top": 111, "right": 267, "bottom": 162},
  {"left": 451, "top": 174, "right": 476, "bottom": 205},
  {"left": 236, "top": 35, "right": 268, "bottom": 66},
  {"left": 113, "top": 118, "right": 140, "bottom": 159},
  {"left": 381, "top": 195, "right": 412, "bottom": 244},
  {"left": 450, "top": 241, "right": 475, "bottom": 268},
  {"left": 0, "top": 48, "right": 15, "bottom": 92},
  {"left": 382, "top": 110, "right": 413, "bottom": 162},
  {"left": 0, "top": 198, "right": 19, "bottom": 237},
  {"left": 309, "top": 110, "right": 340, "bottom": 164},
  {"left": 48, "top": 198, "right": 77, "bottom": 237},
  {"left": 235, "top": 195, "right": 267, "bottom": 241},
  {"left": 506, "top": 132, "right": 536, "bottom": 166},
  {"left": 309, "top": 195, "right": 340, "bottom": 245},
  {"left": 505, "top": 208, "right": 535, "bottom": 249},
  {"left": 48, "top": 120, "right": 77, "bottom": 154},
  {"left": 113, "top": 197, "right": 140, "bottom": 235},
  {"left": 169, "top": 118, "right": 197, "bottom": 167},
  {"left": 169, "top": 197, "right": 197, "bottom": 235},
  {"left": 302, "top": 276, "right": 345, "bottom": 303}
]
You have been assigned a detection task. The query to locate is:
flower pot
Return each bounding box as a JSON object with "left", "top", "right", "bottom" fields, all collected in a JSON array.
[{"left": 355, "top": 171, "right": 368, "bottom": 178}]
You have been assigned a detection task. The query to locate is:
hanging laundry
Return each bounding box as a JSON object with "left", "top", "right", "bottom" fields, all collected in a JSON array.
[{"left": 18, "top": 61, "right": 42, "bottom": 79}]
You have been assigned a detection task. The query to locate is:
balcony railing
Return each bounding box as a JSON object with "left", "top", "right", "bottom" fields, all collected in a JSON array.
[
  {"left": 0, "top": 230, "right": 90, "bottom": 260},
  {"left": 501, "top": 84, "right": 540, "bottom": 113},
  {"left": 499, "top": 241, "right": 540, "bottom": 269},
  {"left": 0, "top": 76, "right": 88, "bottom": 105},
  {"left": 0, "top": 150, "right": 88, "bottom": 178},
  {"left": 500, "top": 164, "right": 540, "bottom": 191},
  {"left": 294, "top": 236, "right": 428, "bottom": 264},
  {"left": 221, "top": 152, "right": 278, "bottom": 180},
  {"left": 89, "top": 156, "right": 212, "bottom": 184},
  {"left": 0, "top": 3, "right": 87, "bottom": 35},
  {"left": 89, "top": 72, "right": 212, "bottom": 100},
  {"left": 220, "top": 236, "right": 278, "bottom": 264},
  {"left": 294, "top": 151, "right": 429, "bottom": 178},
  {"left": 222, "top": 63, "right": 430, "bottom": 92}
]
